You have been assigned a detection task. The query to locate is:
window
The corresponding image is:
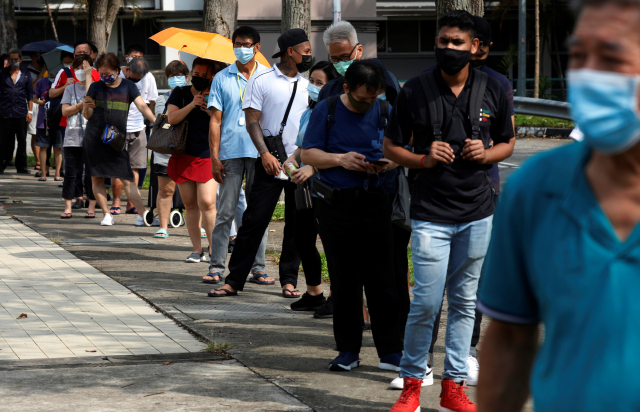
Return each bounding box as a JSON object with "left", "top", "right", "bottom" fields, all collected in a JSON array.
[
  {"left": 420, "top": 21, "right": 437, "bottom": 52},
  {"left": 386, "top": 20, "right": 419, "bottom": 53}
]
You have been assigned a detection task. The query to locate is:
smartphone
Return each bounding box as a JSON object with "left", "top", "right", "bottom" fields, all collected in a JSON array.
[{"left": 370, "top": 160, "right": 389, "bottom": 166}]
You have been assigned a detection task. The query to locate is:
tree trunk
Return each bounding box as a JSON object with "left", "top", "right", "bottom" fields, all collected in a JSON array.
[
  {"left": 44, "top": 0, "right": 59, "bottom": 42},
  {"left": 281, "top": 0, "right": 311, "bottom": 36},
  {"left": 203, "top": 0, "right": 237, "bottom": 38},
  {"left": 0, "top": 0, "right": 18, "bottom": 55},
  {"left": 436, "top": 0, "right": 483, "bottom": 19},
  {"left": 88, "top": 0, "right": 121, "bottom": 54},
  {"left": 534, "top": 0, "right": 540, "bottom": 98}
]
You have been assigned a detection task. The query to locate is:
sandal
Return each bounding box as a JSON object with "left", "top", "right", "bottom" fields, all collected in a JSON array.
[
  {"left": 38, "top": 177, "right": 47, "bottom": 181},
  {"left": 200, "top": 227, "right": 207, "bottom": 238},
  {"left": 125, "top": 207, "right": 137, "bottom": 214},
  {"left": 248, "top": 273, "right": 275, "bottom": 285},
  {"left": 154, "top": 229, "right": 169, "bottom": 239},
  {"left": 110, "top": 207, "right": 121, "bottom": 215},
  {"left": 282, "top": 288, "right": 301, "bottom": 298},
  {"left": 34, "top": 165, "right": 41, "bottom": 171},
  {"left": 54, "top": 177, "right": 63, "bottom": 181},
  {"left": 202, "top": 271, "right": 222, "bottom": 284},
  {"left": 60, "top": 212, "right": 72, "bottom": 219},
  {"left": 85, "top": 213, "right": 96, "bottom": 219},
  {"left": 207, "top": 288, "right": 238, "bottom": 297}
]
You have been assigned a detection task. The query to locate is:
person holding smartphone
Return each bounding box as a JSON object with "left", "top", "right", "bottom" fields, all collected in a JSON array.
[{"left": 301, "top": 60, "right": 403, "bottom": 373}]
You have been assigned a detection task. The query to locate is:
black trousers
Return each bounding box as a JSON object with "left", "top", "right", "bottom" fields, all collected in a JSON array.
[
  {"left": 1, "top": 117, "right": 28, "bottom": 170},
  {"left": 62, "top": 147, "right": 94, "bottom": 201},
  {"left": 316, "top": 189, "right": 403, "bottom": 358},
  {"left": 294, "top": 198, "right": 322, "bottom": 287},
  {"left": 226, "top": 159, "right": 300, "bottom": 290}
]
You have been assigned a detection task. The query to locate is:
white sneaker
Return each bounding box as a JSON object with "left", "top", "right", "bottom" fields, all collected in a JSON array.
[
  {"left": 135, "top": 215, "right": 144, "bottom": 226},
  {"left": 152, "top": 217, "right": 160, "bottom": 226},
  {"left": 389, "top": 368, "right": 433, "bottom": 389},
  {"left": 100, "top": 214, "right": 114, "bottom": 226},
  {"left": 466, "top": 355, "right": 479, "bottom": 386}
]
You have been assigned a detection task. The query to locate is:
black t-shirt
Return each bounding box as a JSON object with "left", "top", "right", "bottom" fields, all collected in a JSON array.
[
  {"left": 167, "top": 86, "right": 211, "bottom": 158},
  {"left": 386, "top": 67, "right": 514, "bottom": 224}
]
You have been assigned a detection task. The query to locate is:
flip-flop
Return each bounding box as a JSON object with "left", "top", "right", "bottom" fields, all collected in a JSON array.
[
  {"left": 38, "top": 177, "right": 47, "bottom": 181},
  {"left": 34, "top": 165, "right": 41, "bottom": 170},
  {"left": 248, "top": 274, "right": 275, "bottom": 285},
  {"left": 202, "top": 272, "right": 222, "bottom": 284},
  {"left": 60, "top": 213, "right": 72, "bottom": 219},
  {"left": 200, "top": 228, "right": 207, "bottom": 238},
  {"left": 85, "top": 213, "right": 96, "bottom": 219},
  {"left": 125, "top": 207, "right": 137, "bottom": 214},
  {"left": 207, "top": 288, "right": 238, "bottom": 297},
  {"left": 282, "top": 288, "right": 301, "bottom": 298},
  {"left": 110, "top": 207, "right": 121, "bottom": 215},
  {"left": 54, "top": 177, "right": 63, "bottom": 181},
  {"left": 154, "top": 229, "right": 169, "bottom": 239}
]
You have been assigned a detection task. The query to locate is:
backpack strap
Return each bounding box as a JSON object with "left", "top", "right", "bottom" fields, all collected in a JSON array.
[
  {"left": 469, "top": 70, "right": 488, "bottom": 140},
  {"left": 418, "top": 70, "right": 443, "bottom": 143},
  {"left": 326, "top": 95, "right": 339, "bottom": 133},
  {"left": 378, "top": 99, "right": 389, "bottom": 130}
]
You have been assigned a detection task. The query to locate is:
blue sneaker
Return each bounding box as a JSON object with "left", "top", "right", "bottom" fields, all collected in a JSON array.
[
  {"left": 379, "top": 352, "right": 402, "bottom": 372},
  {"left": 329, "top": 351, "right": 360, "bottom": 371}
]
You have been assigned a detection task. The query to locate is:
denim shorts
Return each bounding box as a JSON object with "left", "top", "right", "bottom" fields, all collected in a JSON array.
[{"left": 34, "top": 128, "right": 63, "bottom": 149}]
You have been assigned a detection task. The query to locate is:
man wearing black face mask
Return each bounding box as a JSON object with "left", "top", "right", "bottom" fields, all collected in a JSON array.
[{"left": 383, "top": 10, "right": 515, "bottom": 412}]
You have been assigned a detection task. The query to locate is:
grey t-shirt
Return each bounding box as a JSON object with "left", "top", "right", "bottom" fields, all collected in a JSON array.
[{"left": 60, "top": 83, "right": 88, "bottom": 147}]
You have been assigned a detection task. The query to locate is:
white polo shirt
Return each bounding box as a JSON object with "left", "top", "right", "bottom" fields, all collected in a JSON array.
[
  {"left": 242, "top": 64, "right": 309, "bottom": 157},
  {"left": 126, "top": 72, "right": 158, "bottom": 133}
]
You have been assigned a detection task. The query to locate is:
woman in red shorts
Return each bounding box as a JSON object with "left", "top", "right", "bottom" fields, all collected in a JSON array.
[{"left": 166, "top": 58, "right": 226, "bottom": 262}]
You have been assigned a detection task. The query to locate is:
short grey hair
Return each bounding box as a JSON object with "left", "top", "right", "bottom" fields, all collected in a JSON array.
[
  {"left": 323, "top": 21, "right": 359, "bottom": 47},
  {"left": 8, "top": 48, "right": 21, "bottom": 58},
  {"left": 128, "top": 57, "right": 149, "bottom": 77}
]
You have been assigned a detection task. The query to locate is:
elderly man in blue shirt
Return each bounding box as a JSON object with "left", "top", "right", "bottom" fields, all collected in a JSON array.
[
  {"left": 477, "top": 0, "right": 640, "bottom": 410},
  {"left": 0, "top": 48, "right": 34, "bottom": 174},
  {"left": 203, "top": 26, "right": 270, "bottom": 286}
]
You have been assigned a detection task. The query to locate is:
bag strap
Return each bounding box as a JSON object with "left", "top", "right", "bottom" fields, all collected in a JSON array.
[
  {"left": 278, "top": 80, "right": 298, "bottom": 135},
  {"left": 378, "top": 99, "right": 389, "bottom": 130},
  {"left": 325, "top": 95, "right": 339, "bottom": 133},
  {"left": 418, "top": 70, "right": 443, "bottom": 142},
  {"left": 469, "top": 70, "right": 488, "bottom": 140},
  {"left": 72, "top": 84, "right": 84, "bottom": 134}
]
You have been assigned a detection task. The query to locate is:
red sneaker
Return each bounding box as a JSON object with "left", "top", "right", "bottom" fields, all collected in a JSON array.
[
  {"left": 439, "top": 380, "right": 476, "bottom": 412},
  {"left": 390, "top": 378, "right": 422, "bottom": 412}
]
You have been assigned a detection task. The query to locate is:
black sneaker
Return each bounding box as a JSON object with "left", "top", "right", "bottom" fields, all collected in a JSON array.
[
  {"left": 72, "top": 198, "right": 84, "bottom": 209},
  {"left": 291, "top": 292, "right": 326, "bottom": 311},
  {"left": 313, "top": 296, "right": 333, "bottom": 318}
]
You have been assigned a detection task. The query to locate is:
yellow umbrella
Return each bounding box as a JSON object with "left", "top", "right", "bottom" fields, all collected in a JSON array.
[{"left": 150, "top": 28, "right": 271, "bottom": 67}]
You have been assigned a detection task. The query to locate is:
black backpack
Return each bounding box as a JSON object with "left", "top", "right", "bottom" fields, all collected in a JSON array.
[
  {"left": 46, "top": 67, "right": 73, "bottom": 132},
  {"left": 325, "top": 94, "right": 389, "bottom": 133},
  {"left": 415, "top": 69, "right": 488, "bottom": 148}
]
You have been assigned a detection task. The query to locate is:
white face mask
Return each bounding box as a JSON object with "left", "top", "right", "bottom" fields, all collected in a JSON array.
[
  {"left": 63, "top": 62, "right": 72, "bottom": 68},
  {"left": 75, "top": 69, "right": 86, "bottom": 81}
]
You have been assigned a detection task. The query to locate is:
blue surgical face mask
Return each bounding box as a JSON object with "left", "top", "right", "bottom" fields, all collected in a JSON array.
[
  {"left": 101, "top": 74, "right": 116, "bottom": 84},
  {"left": 168, "top": 75, "right": 186, "bottom": 90},
  {"left": 307, "top": 83, "right": 320, "bottom": 102},
  {"left": 568, "top": 68, "right": 640, "bottom": 155},
  {"left": 234, "top": 47, "right": 255, "bottom": 65},
  {"left": 378, "top": 93, "right": 386, "bottom": 101}
]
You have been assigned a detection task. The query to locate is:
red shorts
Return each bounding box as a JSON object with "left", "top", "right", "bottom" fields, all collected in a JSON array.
[{"left": 167, "top": 154, "right": 213, "bottom": 185}]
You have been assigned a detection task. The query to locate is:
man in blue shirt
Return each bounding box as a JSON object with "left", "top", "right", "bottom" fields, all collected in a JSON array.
[
  {"left": 0, "top": 49, "right": 34, "bottom": 174},
  {"left": 204, "top": 26, "right": 270, "bottom": 285},
  {"left": 477, "top": 0, "right": 640, "bottom": 410}
]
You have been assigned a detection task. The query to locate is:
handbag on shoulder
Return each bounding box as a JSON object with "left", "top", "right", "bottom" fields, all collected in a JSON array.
[{"left": 147, "top": 87, "right": 189, "bottom": 155}]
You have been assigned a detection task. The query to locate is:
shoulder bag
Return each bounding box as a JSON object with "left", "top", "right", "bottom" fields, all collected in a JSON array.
[
  {"left": 147, "top": 86, "right": 189, "bottom": 155},
  {"left": 101, "top": 82, "right": 126, "bottom": 151},
  {"left": 263, "top": 80, "right": 297, "bottom": 165}
]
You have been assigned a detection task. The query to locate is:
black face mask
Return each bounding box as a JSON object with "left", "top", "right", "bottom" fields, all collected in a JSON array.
[
  {"left": 470, "top": 59, "right": 486, "bottom": 70},
  {"left": 127, "top": 77, "right": 141, "bottom": 84},
  {"left": 293, "top": 50, "right": 313, "bottom": 72},
  {"left": 435, "top": 47, "right": 471, "bottom": 76},
  {"left": 191, "top": 76, "right": 210, "bottom": 91}
]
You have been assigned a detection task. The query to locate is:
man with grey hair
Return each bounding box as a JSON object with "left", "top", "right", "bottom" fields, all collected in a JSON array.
[
  {"left": 476, "top": 0, "right": 640, "bottom": 411},
  {"left": 111, "top": 57, "right": 158, "bottom": 224},
  {"left": 317, "top": 20, "right": 401, "bottom": 104},
  {"left": 0, "top": 48, "right": 33, "bottom": 174}
]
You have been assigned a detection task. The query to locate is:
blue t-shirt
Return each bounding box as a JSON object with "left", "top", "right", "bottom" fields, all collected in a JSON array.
[
  {"left": 208, "top": 62, "right": 268, "bottom": 161},
  {"left": 303, "top": 97, "right": 396, "bottom": 191},
  {"left": 478, "top": 141, "right": 640, "bottom": 411}
]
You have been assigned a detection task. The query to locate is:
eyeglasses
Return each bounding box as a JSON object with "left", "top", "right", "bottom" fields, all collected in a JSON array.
[
  {"left": 328, "top": 43, "right": 360, "bottom": 63},
  {"left": 233, "top": 42, "right": 256, "bottom": 48}
]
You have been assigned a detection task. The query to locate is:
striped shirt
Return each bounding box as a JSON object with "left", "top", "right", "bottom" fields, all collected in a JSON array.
[{"left": 86, "top": 79, "right": 140, "bottom": 133}]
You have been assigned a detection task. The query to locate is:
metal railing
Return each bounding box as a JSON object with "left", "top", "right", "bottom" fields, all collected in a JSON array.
[{"left": 513, "top": 96, "right": 572, "bottom": 120}]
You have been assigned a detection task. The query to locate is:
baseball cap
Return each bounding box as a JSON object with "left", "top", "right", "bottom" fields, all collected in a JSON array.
[
  {"left": 473, "top": 16, "right": 492, "bottom": 45},
  {"left": 272, "top": 29, "right": 310, "bottom": 58}
]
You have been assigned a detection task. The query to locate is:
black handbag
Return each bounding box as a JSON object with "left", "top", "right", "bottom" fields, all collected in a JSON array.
[
  {"left": 263, "top": 80, "right": 298, "bottom": 165},
  {"left": 101, "top": 83, "right": 126, "bottom": 151},
  {"left": 294, "top": 182, "right": 313, "bottom": 210}
]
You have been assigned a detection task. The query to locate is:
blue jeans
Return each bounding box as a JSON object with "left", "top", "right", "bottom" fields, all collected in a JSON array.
[{"left": 400, "top": 216, "right": 493, "bottom": 382}]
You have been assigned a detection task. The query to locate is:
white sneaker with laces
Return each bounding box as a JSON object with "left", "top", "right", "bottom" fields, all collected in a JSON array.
[
  {"left": 389, "top": 368, "right": 433, "bottom": 389},
  {"left": 152, "top": 217, "right": 160, "bottom": 226},
  {"left": 466, "top": 355, "right": 479, "bottom": 386},
  {"left": 135, "top": 215, "right": 144, "bottom": 226},
  {"left": 100, "top": 214, "right": 114, "bottom": 226}
]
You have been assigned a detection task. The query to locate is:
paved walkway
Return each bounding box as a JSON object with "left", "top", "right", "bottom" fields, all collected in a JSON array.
[{"left": 0, "top": 216, "right": 205, "bottom": 360}]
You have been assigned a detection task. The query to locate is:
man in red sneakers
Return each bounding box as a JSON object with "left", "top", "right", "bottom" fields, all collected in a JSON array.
[{"left": 385, "top": 10, "right": 515, "bottom": 412}]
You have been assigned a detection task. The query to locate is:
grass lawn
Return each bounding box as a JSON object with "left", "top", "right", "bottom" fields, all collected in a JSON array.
[{"left": 514, "top": 114, "right": 573, "bottom": 128}]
